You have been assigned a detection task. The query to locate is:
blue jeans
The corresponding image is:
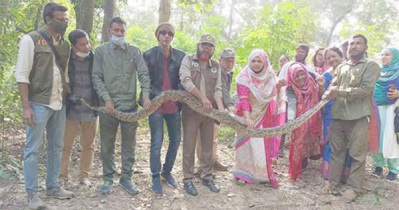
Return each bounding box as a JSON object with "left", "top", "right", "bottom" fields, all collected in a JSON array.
[
  {"left": 149, "top": 112, "right": 181, "bottom": 178},
  {"left": 24, "top": 104, "right": 66, "bottom": 193}
]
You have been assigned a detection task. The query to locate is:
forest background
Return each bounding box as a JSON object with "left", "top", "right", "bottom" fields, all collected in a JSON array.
[{"left": 1, "top": 0, "right": 399, "bottom": 155}]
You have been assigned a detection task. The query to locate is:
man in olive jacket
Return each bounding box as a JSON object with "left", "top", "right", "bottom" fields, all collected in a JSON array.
[
  {"left": 92, "top": 17, "right": 152, "bottom": 196},
  {"left": 15, "top": 2, "right": 73, "bottom": 209},
  {"left": 142, "top": 22, "right": 185, "bottom": 195}
]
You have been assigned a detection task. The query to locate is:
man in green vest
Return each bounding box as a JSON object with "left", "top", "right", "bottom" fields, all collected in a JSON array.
[
  {"left": 92, "top": 17, "right": 152, "bottom": 196},
  {"left": 15, "top": 2, "right": 73, "bottom": 209}
]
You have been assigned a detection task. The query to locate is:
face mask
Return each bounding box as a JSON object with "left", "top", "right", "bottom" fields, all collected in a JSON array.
[
  {"left": 111, "top": 35, "right": 126, "bottom": 46},
  {"left": 74, "top": 48, "right": 90, "bottom": 58},
  {"left": 51, "top": 20, "right": 68, "bottom": 36}
]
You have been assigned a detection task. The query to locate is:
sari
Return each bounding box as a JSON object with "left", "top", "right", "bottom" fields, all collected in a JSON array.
[
  {"left": 233, "top": 49, "right": 285, "bottom": 188},
  {"left": 286, "top": 63, "right": 322, "bottom": 181}
]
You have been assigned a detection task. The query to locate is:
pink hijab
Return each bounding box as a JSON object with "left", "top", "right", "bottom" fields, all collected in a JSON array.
[{"left": 236, "top": 49, "right": 278, "bottom": 105}]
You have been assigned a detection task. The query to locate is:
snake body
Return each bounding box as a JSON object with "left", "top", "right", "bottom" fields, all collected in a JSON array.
[{"left": 81, "top": 90, "right": 329, "bottom": 137}]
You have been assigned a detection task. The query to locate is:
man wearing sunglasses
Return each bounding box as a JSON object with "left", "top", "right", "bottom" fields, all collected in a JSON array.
[
  {"left": 141, "top": 23, "right": 185, "bottom": 195},
  {"left": 15, "top": 2, "right": 73, "bottom": 209},
  {"left": 179, "top": 34, "right": 225, "bottom": 196}
]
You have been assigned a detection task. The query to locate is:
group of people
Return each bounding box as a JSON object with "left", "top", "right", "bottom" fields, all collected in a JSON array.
[{"left": 14, "top": 2, "right": 399, "bottom": 210}]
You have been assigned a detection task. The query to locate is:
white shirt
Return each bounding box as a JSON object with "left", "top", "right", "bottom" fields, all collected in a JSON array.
[{"left": 15, "top": 35, "right": 64, "bottom": 110}]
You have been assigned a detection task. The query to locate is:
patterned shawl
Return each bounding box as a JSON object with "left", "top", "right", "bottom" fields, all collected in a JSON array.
[
  {"left": 286, "top": 62, "right": 322, "bottom": 181},
  {"left": 236, "top": 49, "right": 278, "bottom": 107},
  {"left": 374, "top": 48, "right": 399, "bottom": 106}
]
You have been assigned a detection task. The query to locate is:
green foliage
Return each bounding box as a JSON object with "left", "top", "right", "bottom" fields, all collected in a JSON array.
[
  {"left": 339, "top": 0, "right": 399, "bottom": 58},
  {"left": 236, "top": 1, "right": 317, "bottom": 69},
  {"left": 178, "top": 0, "right": 217, "bottom": 13}
]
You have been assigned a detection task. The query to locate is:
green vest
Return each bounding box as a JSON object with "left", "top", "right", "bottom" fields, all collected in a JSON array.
[{"left": 28, "top": 27, "right": 70, "bottom": 105}]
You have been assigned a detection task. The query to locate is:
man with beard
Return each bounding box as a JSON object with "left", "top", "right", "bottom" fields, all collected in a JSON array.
[
  {"left": 142, "top": 23, "right": 185, "bottom": 195},
  {"left": 323, "top": 34, "right": 380, "bottom": 202},
  {"left": 179, "top": 34, "right": 225, "bottom": 196},
  {"left": 15, "top": 2, "right": 73, "bottom": 209},
  {"left": 196, "top": 48, "right": 237, "bottom": 175}
]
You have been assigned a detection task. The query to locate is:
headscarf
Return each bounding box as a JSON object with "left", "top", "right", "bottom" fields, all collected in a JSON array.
[
  {"left": 286, "top": 62, "right": 322, "bottom": 181},
  {"left": 374, "top": 48, "right": 399, "bottom": 105},
  {"left": 236, "top": 49, "right": 278, "bottom": 106}
]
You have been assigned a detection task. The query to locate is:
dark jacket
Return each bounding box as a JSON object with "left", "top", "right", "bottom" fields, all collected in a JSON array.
[
  {"left": 67, "top": 51, "right": 99, "bottom": 116},
  {"left": 139, "top": 46, "right": 185, "bottom": 105}
]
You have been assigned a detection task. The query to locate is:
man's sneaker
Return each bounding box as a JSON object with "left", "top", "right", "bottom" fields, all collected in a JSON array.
[
  {"left": 161, "top": 173, "right": 178, "bottom": 188},
  {"left": 80, "top": 178, "right": 92, "bottom": 187},
  {"left": 202, "top": 179, "right": 220, "bottom": 193},
  {"left": 386, "top": 171, "right": 397, "bottom": 182},
  {"left": 100, "top": 180, "right": 113, "bottom": 195},
  {"left": 27, "top": 192, "right": 45, "bottom": 210},
  {"left": 184, "top": 181, "right": 198, "bottom": 196},
  {"left": 46, "top": 187, "right": 73, "bottom": 199},
  {"left": 372, "top": 167, "right": 383, "bottom": 178},
  {"left": 119, "top": 179, "right": 139, "bottom": 196},
  {"left": 151, "top": 177, "right": 163, "bottom": 195},
  {"left": 213, "top": 161, "right": 228, "bottom": 171}
]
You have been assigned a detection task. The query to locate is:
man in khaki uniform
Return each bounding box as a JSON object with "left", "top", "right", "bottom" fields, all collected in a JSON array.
[
  {"left": 179, "top": 34, "right": 225, "bottom": 196},
  {"left": 323, "top": 34, "right": 380, "bottom": 202},
  {"left": 196, "top": 48, "right": 237, "bottom": 174}
]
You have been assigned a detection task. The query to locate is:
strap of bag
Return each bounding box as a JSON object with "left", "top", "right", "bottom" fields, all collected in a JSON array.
[{"left": 37, "top": 31, "right": 62, "bottom": 66}]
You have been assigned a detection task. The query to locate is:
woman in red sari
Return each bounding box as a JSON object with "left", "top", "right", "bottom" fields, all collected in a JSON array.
[
  {"left": 286, "top": 62, "right": 324, "bottom": 181},
  {"left": 233, "top": 49, "right": 286, "bottom": 188}
]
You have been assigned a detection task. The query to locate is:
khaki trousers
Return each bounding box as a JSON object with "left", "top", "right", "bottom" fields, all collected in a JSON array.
[
  {"left": 182, "top": 110, "right": 214, "bottom": 180},
  {"left": 196, "top": 124, "right": 219, "bottom": 164},
  {"left": 329, "top": 117, "right": 369, "bottom": 192},
  {"left": 60, "top": 118, "right": 97, "bottom": 180}
]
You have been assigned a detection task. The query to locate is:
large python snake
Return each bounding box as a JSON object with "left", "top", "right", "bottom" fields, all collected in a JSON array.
[{"left": 81, "top": 90, "right": 330, "bottom": 138}]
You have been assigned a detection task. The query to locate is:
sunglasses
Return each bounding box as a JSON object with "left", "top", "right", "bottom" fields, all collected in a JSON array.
[{"left": 159, "top": 30, "right": 174, "bottom": 37}]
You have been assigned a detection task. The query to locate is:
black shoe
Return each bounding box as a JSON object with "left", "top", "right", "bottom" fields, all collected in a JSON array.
[
  {"left": 100, "top": 180, "right": 113, "bottom": 195},
  {"left": 386, "top": 171, "right": 397, "bottom": 182},
  {"left": 202, "top": 179, "right": 220, "bottom": 193},
  {"left": 183, "top": 181, "right": 198, "bottom": 196},
  {"left": 151, "top": 177, "right": 163, "bottom": 195},
  {"left": 161, "top": 173, "right": 178, "bottom": 188},
  {"left": 372, "top": 167, "right": 383, "bottom": 178},
  {"left": 119, "top": 179, "right": 139, "bottom": 196}
]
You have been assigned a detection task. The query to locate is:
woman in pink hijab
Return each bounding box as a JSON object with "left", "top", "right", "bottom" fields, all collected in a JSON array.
[
  {"left": 234, "top": 49, "right": 286, "bottom": 188},
  {"left": 286, "top": 62, "right": 324, "bottom": 182}
]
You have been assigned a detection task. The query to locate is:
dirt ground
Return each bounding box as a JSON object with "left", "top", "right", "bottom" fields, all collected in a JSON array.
[{"left": 1, "top": 124, "right": 398, "bottom": 210}]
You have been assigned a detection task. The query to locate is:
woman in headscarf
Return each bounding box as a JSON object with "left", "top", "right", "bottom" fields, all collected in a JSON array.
[
  {"left": 286, "top": 62, "right": 323, "bottom": 181},
  {"left": 234, "top": 49, "right": 286, "bottom": 188},
  {"left": 373, "top": 47, "right": 399, "bottom": 181},
  {"left": 320, "top": 47, "right": 351, "bottom": 181}
]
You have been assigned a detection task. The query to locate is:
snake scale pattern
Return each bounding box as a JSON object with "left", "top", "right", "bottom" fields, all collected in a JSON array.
[{"left": 81, "top": 90, "right": 329, "bottom": 138}]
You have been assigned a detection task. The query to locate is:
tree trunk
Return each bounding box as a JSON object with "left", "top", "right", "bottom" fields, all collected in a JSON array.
[
  {"left": 159, "top": 0, "right": 171, "bottom": 23},
  {"left": 101, "top": 0, "right": 117, "bottom": 43},
  {"left": 325, "top": 6, "right": 353, "bottom": 46},
  {"left": 227, "top": 0, "right": 236, "bottom": 38},
  {"left": 75, "top": 0, "right": 95, "bottom": 36}
]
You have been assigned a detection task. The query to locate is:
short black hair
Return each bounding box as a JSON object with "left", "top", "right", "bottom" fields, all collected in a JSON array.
[
  {"left": 296, "top": 43, "right": 309, "bottom": 53},
  {"left": 109, "top": 17, "right": 126, "bottom": 28},
  {"left": 43, "top": 2, "right": 68, "bottom": 24},
  {"left": 68, "top": 29, "right": 88, "bottom": 46},
  {"left": 324, "top": 47, "right": 343, "bottom": 59},
  {"left": 351, "top": 34, "right": 368, "bottom": 45}
]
